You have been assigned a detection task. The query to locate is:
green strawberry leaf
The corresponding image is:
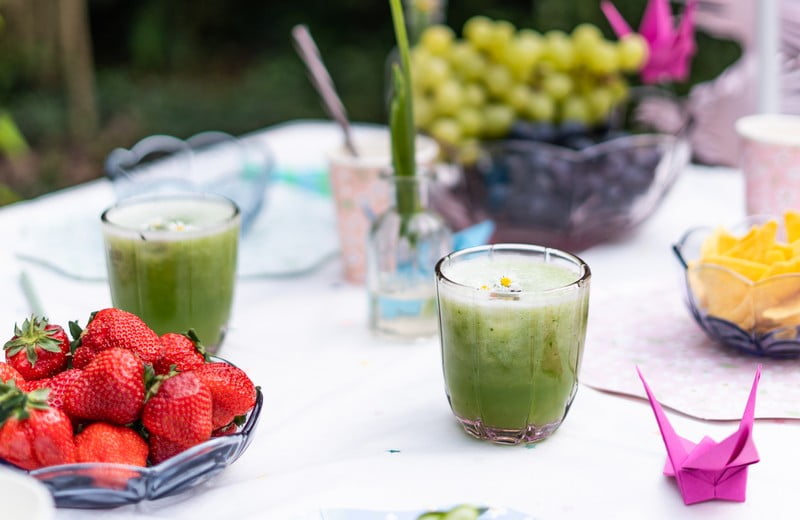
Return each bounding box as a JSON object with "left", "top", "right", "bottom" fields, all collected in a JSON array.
[
  {"left": 0, "top": 381, "right": 49, "bottom": 427},
  {"left": 144, "top": 364, "right": 177, "bottom": 401},
  {"left": 68, "top": 320, "right": 83, "bottom": 340},
  {"left": 185, "top": 329, "right": 210, "bottom": 362},
  {"left": 27, "top": 388, "right": 50, "bottom": 409},
  {"left": 3, "top": 344, "right": 24, "bottom": 357},
  {"left": 68, "top": 320, "right": 83, "bottom": 354},
  {"left": 37, "top": 341, "right": 62, "bottom": 354},
  {"left": 3, "top": 337, "right": 25, "bottom": 350},
  {"left": 25, "top": 344, "right": 38, "bottom": 365}
]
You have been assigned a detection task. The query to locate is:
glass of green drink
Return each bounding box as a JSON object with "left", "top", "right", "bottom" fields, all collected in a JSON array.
[
  {"left": 435, "top": 244, "right": 590, "bottom": 444},
  {"left": 101, "top": 194, "right": 240, "bottom": 352}
]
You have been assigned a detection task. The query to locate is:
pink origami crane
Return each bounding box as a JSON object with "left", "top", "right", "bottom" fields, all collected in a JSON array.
[
  {"left": 601, "top": 0, "right": 697, "bottom": 84},
  {"left": 637, "top": 365, "right": 761, "bottom": 505}
]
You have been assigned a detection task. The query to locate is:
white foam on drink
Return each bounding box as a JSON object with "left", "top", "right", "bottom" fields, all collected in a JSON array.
[
  {"left": 439, "top": 254, "right": 584, "bottom": 309},
  {"left": 443, "top": 255, "right": 579, "bottom": 292},
  {"left": 103, "top": 197, "right": 238, "bottom": 240}
]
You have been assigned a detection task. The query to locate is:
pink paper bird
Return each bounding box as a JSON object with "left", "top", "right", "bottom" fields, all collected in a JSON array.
[
  {"left": 601, "top": 0, "right": 697, "bottom": 84},
  {"left": 637, "top": 365, "right": 761, "bottom": 505}
]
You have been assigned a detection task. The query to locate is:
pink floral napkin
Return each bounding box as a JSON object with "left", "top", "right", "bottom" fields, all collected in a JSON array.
[{"left": 581, "top": 282, "right": 800, "bottom": 420}]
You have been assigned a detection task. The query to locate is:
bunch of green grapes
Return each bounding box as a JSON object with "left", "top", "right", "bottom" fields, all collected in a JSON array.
[{"left": 410, "top": 16, "right": 648, "bottom": 157}]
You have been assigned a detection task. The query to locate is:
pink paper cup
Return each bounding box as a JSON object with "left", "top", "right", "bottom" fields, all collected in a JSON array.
[
  {"left": 736, "top": 114, "right": 800, "bottom": 215},
  {"left": 327, "top": 126, "right": 438, "bottom": 284}
]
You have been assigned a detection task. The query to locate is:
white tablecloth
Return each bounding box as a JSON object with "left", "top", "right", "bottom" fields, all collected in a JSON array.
[{"left": 1, "top": 121, "right": 796, "bottom": 519}]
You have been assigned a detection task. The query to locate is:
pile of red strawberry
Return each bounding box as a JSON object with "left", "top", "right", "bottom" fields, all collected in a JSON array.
[{"left": 0, "top": 309, "right": 258, "bottom": 471}]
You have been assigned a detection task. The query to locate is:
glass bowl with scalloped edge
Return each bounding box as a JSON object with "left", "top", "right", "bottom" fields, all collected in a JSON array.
[
  {"left": 432, "top": 88, "right": 692, "bottom": 252},
  {"left": 105, "top": 131, "right": 273, "bottom": 233},
  {"left": 674, "top": 215, "right": 800, "bottom": 358},
  {"left": 0, "top": 387, "right": 262, "bottom": 509}
]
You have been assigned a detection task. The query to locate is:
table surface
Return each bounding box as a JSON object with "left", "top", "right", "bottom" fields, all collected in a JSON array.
[{"left": 1, "top": 121, "right": 796, "bottom": 520}]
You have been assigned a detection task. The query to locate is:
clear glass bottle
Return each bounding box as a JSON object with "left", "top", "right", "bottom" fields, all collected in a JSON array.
[{"left": 367, "top": 171, "right": 453, "bottom": 338}]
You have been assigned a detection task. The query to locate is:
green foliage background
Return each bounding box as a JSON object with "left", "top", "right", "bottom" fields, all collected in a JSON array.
[{"left": 0, "top": 0, "right": 740, "bottom": 200}]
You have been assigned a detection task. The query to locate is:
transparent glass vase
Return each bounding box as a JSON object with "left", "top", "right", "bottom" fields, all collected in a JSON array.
[{"left": 367, "top": 172, "right": 453, "bottom": 339}]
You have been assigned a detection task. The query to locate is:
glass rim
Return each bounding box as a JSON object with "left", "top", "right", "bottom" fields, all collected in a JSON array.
[
  {"left": 326, "top": 127, "right": 439, "bottom": 168},
  {"left": 435, "top": 243, "right": 591, "bottom": 294},
  {"left": 101, "top": 193, "right": 241, "bottom": 239},
  {"left": 735, "top": 113, "right": 800, "bottom": 147}
]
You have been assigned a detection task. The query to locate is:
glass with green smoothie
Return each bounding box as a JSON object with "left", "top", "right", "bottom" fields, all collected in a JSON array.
[
  {"left": 435, "top": 244, "right": 590, "bottom": 444},
  {"left": 101, "top": 194, "right": 240, "bottom": 351}
]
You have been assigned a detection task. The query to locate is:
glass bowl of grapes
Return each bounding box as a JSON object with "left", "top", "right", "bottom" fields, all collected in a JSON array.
[{"left": 412, "top": 17, "right": 692, "bottom": 251}]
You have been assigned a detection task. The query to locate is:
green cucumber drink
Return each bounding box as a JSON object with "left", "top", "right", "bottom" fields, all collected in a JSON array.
[
  {"left": 101, "top": 195, "right": 240, "bottom": 351},
  {"left": 435, "top": 244, "right": 590, "bottom": 444}
]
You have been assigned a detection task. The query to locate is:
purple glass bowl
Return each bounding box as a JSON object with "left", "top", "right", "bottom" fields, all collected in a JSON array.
[
  {"left": 674, "top": 216, "right": 800, "bottom": 358},
  {"left": 0, "top": 387, "right": 262, "bottom": 509},
  {"left": 437, "top": 133, "right": 690, "bottom": 251}
]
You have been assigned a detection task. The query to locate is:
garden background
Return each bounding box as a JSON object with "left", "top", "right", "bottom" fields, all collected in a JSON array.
[{"left": 0, "top": 0, "right": 739, "bottom": 204}]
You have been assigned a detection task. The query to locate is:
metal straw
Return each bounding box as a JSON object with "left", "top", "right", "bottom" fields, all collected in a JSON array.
[{"left": 292, "top": 24, "right": 359, "bottom": 156}]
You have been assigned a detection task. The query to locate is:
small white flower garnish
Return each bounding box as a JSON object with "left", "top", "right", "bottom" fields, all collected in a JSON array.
[
  {"left": 478, "top": 275, "right": 522, "bottom": 298},
  {"left": 492, "top": 275, "right": 521, "bottom": 292}
]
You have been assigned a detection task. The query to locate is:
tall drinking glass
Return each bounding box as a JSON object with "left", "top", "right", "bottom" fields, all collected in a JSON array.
[
  {"left": 435, "top": 244, "right": 590, "bottom": 444},
  {"left": 101, "top": 194, "right": 240, "bottom": 351}
]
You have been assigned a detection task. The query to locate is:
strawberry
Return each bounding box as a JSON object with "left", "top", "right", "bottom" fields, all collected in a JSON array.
[
  {"left": 148, "top": 433, "right": 198, "bottom": 465},
  {"left": 191, "top": 362, "right": 257, "bottom": 429},
  {"left": 0, "top": 361, "right": 24, "bottom": 386},
  {"left": 4, "top": 316, "right": 69, "bottom": 380},
  {"left": 22, "top": 369, "right": 82, "bottom": 411},
  {"left": 154, "top": 330, "right": 207, "bottom": 375},
  {"left": 71, "top": 308, "right": 163, "bottom": 369},
  {"left": 0, "top": 380, "right": 76, "bottom": 470},
  {"left": 142, "top": 371, "right": 213, "bottom": 445},
  {"left": 75, "top": 422, "right": 148, "bottom": 466},
  {"left": 64, "top": 348, "right": 145, "bottom": 425}
]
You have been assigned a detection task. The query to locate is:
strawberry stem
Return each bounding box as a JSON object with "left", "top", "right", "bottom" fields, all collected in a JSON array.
[
  {"left": 0, "top": 381, "right": 49, "bottom": 427},
  {"left": 185, "top": 329, "right": 210, "bottom": 362},
  {"left": 3, "top": 315, "right": 62, "bottom": 367},
  {"left": 144, "top": 365, "right": 178, "bottom": 401}
]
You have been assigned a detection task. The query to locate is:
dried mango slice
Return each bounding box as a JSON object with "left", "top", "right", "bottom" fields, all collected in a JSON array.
[
  {"left": 755, "top": 275, "right": 800, "bottom": 332},
  {"left": 700, "top": 229, "right": 720, "bottom": 259},
  {"left": 785, "top": 211, "right": 800, "bottom": 243},
  {"left": 700, "top": 228, "right": 739, "bottom": 260},
  {"left": 764, "top": 249, "right": 787, "bottom": 264},
  {"left": 716, "top": 229, "right": 739, "bottom": 256},
  {"left": 693, "top": 214, "right": 800, "bottom": 333},
  {"left": 790, "top": 239, "right": 800, "bottom": 258},
  {"left": 761, "top": 257, "right": 800, "bottom": 279},
  {"left": 689, "top": 265, "right": 754, "bottom": 330},
  {"left": 724, "top": 220, "right": 778, "bottom": 263},
  {"left": 771, "top": 242, "right": 794, "bottom": 260},
  {"left": 699, "top": 255, "right": 767, "bottom": 282}
]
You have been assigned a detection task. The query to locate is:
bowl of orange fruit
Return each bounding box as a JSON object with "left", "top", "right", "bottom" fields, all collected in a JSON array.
[{"left": 674, "top": 212, "right": 800, "bottom": 357}]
